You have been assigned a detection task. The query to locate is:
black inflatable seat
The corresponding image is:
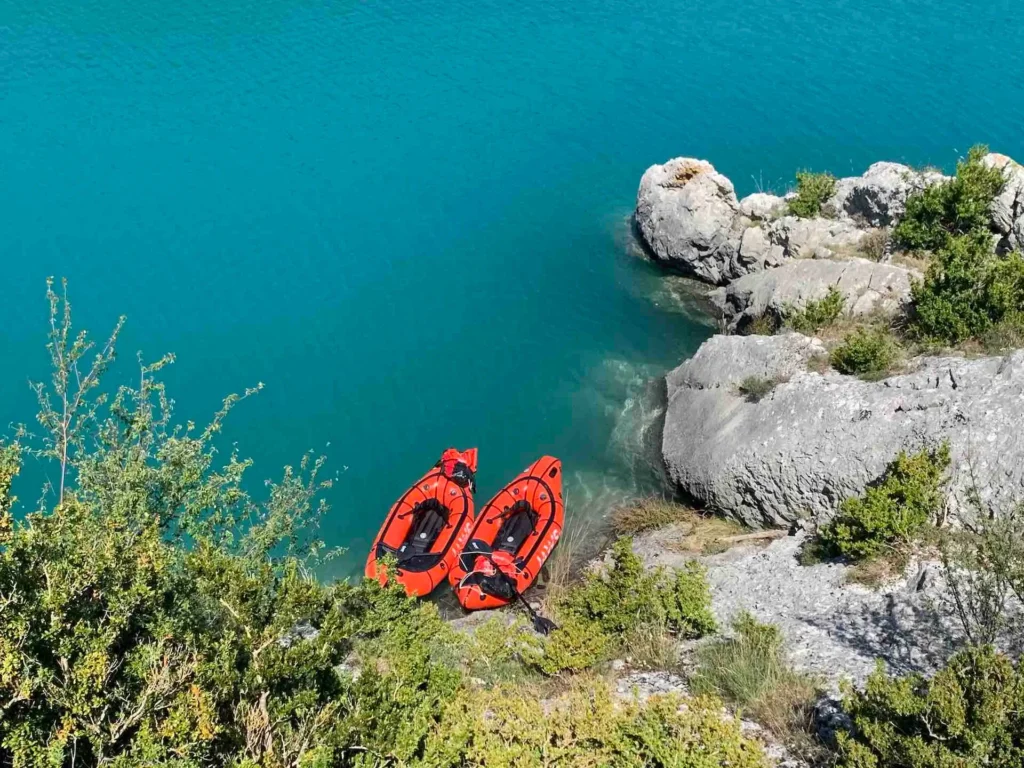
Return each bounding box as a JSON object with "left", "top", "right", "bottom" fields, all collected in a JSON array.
[
  {"left": 400, "top": 499, "right": 449, "bottom": 558},
  {"left": 495, "top": 501, "right": 538, "bottom": 554}
]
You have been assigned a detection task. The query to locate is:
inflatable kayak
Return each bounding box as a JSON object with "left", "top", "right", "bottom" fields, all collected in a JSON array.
[
  {"left": 449, "top": 456, "right": 564, "bottom": 610},
  {"left": 366, "top": 448, "right": 478, "bottom": 597}
]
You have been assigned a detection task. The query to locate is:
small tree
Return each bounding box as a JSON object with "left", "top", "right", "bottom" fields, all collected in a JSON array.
[{"left": 789, "top": 171, "right": 837, "bottom": 218}]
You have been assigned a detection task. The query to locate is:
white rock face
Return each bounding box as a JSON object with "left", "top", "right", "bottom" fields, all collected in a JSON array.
[
  {"left": 765, "top": 216, "right": 867, "bottom": 259},
  {"left": 827, "top": 162, "right": 949, "bottom": 227},
  {"left": 631, "top": 528, "right": 962, "bottom": 692},
  {"left": 634, "top": 158, "right": 750, "bottom": 285},
  {"left": 984, "top": 152, "right": 1024, "bottom": 252},
  {"left": 739, "top": 192, "right": 786, "bottom": 221},
  {"left": 709, "top": 258, "right": 916, "bottom": 332},
  {"left": 662, "top": 334, "right": 1024, "bottom": 528}
]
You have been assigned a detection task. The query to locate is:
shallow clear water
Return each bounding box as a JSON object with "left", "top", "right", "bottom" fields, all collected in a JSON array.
[{"left": 2, "top": 0, "right": 1022, "bottom": 576}]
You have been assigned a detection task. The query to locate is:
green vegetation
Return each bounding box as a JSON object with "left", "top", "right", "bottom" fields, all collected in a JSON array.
[
  {"left": 894, "top": 145, "right": 1005, "bottom": 253},
  {"left": 428, "top": 681, "right": 766, "bottom": 768},
  {"left": 829, "top": 326, "right": 902, "bottom": 379},
  {"left": 737, "top": 374, "right": 785, "bottom": 403},
  {"left": 692, "top": 614, "right": 819, "bottom": 748},
  {"left": 785, "top": 285, "right": 846, "bottom": 334},
  {"left": 538, "top": 538, "right": 716, "bottom": 675},
  {"left": 0, "top": 282, "right": 758, "bottom": 767},
  {"left": 819, "top": 444, "right": 951, "bottom": 561},
  {"left": 838, "top": 646, "right": 1024, "bottom": 768},
  {"left": 789, "top": 171, "right": 838, "bottom": 218},
  {"left": 891, "top": 144, "right": 1024, "bottom": 345}
]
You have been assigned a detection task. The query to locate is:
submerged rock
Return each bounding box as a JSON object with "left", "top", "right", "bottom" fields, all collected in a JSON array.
[
  {"left": 634, "top": 158, "right": 750, "bottom": 284},
  {"left": 709, "top": 258, "right": 915, "bottom": 332},
  {"left": 826, "top": 161, "right": 949, "bottom": 227},
  {"left": 662, "top": 334, "right": 1024, "bottom": 527}
]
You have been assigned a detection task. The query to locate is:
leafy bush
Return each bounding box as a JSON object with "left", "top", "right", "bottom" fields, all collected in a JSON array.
[
  {"left": 893, "top": 144, "right": 1024, "bottom": 345},
  {"left": 533, "top": 615, "right": 610, "bottom": 675},
  {"left": 561, "top": 538, "right": 716, "bottom": 638},
  {"left": 789, "top": 171, "right": 838, "bottom": 218},
  {"left": 819, "top": 444, "right": 951, "bottom": 561},
  {"left": 912, "top": 234, "right": 1024, "bottom": 344},
  {"left": 838, "top": 646, "right": 1024, "bottom": 768},
  {"left": 829, "top": 326, "right": 901, "bottom": 378},
  {"left": 894, "top": 145, "right": 1005, "bottom": 253},
  {"left": 737, "top": 375, "right": 783, "bottom": 403},
  {"left": 425, "top": 681, "right": 767, "bottom": 768},
  {"left": 0, "top": 282, "right": 765, "bottom": 766},
  {"left": 785, "top": 286, "right": 847, "bottom": 334},
  {"left": 536, "top": 538, "right": 716, "bottom": 675},
  {"left": 692, "top": 614, "right": 818, "bottom": 743}
]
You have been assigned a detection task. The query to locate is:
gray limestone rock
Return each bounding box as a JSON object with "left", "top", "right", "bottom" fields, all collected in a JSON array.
[
  {"left": 709, "top": 258, "right": 915, "bottom": 332},
  {"left": 663, "top": 334, "right": 1024, "bottom": 528},
  {"left": 634, "top": 158, "right": 750, "bottom": 284},
  {"left": 765, "top": 215, "right": 867, "bottom": 259},
  {"left": 826, "top": 162, "right": 949, "bottom": 227},
  {"left": 739, "top": 192, "right": 787, "bottom": 221},
  {"left": 985, "top": 153, "right": 1024, "bottom": 252}
]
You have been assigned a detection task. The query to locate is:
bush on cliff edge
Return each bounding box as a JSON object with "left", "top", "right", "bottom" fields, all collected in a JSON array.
[
  {"left": 0, "top": 281, "right": 759, "bottom": 768},
  {"left": 819, "top": 443, "right": 951, "bottom": 561}
]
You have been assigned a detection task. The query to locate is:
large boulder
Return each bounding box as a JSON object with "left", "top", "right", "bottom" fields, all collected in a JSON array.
[
  {"left": 826, "top": 162, "right": 949, "bottom": 227},
  {"left": 984, "top": 153, "right": 1024, "bottom": 252},
  {"left": 634, "top": 158, "right": 752, "bottom": 284},
  {"left": 765, "top": 216, "right": 866, "bottom": 259},
  {"left": 663, "top": 334, "right": 1024, "bottom": 528},
  {"left": 739, "top": 192, "right": 786, "bottom": 221},
  {"left": 709, "top": 258, "right": 915, "bottom": 332}
]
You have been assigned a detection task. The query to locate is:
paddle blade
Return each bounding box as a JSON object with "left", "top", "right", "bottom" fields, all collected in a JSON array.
[{"left": 533, "top": 616, "right": 558, "bottom": 636}]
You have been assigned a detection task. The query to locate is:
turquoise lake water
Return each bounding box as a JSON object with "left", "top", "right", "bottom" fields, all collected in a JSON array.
[{"left": 2, "top": 0, "right": 1023, "bottom": 576}]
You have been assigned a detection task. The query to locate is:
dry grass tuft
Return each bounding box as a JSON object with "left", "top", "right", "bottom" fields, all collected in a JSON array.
[
  {"left": 859, "top": 227, "right": 891, "bottom": 261},
  {"left": 610, "top": 497, "right": 695, "bottom": 537},
  {"left": 537, "top": 515, "right": 597, "bottom": 610},
  {"left": 690, "top": 613, "right": 823, "bottom": 759}
]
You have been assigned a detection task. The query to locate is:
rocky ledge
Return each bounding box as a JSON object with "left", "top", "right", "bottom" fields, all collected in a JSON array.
[{"left": 635, "top": 152, "right": 1024, "bottom": 527}]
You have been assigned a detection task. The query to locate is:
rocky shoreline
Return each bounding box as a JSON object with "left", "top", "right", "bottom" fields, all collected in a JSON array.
[{"left": 634, "top": 153, "right": 1024, "bottom": 529}]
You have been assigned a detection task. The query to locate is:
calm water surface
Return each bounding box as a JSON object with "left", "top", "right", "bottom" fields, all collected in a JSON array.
[{"left": 2, "top": 0, "right": 1022, "bottom": 575}]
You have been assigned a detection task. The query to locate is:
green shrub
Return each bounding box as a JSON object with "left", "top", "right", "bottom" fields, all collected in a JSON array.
[
  {"left": 911, "top": 233, "right": 1024, "bottom": 344},
  {"left": 692, "top": 614, "right": 818, "bottom": 743},
  {"left": 789, "top": 171, "right": 837, "bottom": 218},
  {"left": 537, "top": 538, "right": 716, "bottom": 675},
  {"left": 894, "top": 145, "right": 1005, "bottom": 253},
  {"left": 893, "top": 144, "right": 1024, "bottom": 345},
  {"left": 838, "top": 646, "right": 1024, "bottom": 768},
  {"left": 829, "top": 326, "right": 901, "bottom": 378},
  {"left": 561, "top": 538, "right": 716, "bottom": 638},
  {"left": 424, "top": 681, "right": 767, "bottom": 768},
  {"left": 785, "top": 286, "right": 847, "bottom": 334},
  {"left": 820, "top": 444, "right": 951, "bottom": 561},
  {"left": 738, "top": 374, "right": 783, "bottom": 403},
  {"left": 533, "top": 615, "right": 610, "bottom": 675}
]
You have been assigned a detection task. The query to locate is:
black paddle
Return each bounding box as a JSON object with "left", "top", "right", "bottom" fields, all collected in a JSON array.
[{"left": 477, "top": 552, "right": 558, "bottom": 636}]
